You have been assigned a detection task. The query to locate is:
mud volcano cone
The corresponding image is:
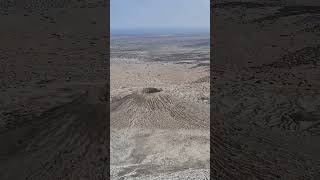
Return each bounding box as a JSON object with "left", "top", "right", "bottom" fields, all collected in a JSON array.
[
  {"left": 111, "top": 87, "right": 209, "bottom": 129},
  {"left": 0, "top": 85, "right": 109, "bottom": 180}
]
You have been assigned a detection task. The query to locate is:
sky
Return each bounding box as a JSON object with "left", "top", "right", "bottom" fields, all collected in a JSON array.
[{"left": 111, "top": 0, "right": 209, "bottom": 34}]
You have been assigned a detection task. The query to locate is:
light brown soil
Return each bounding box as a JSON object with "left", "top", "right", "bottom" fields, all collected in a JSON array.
[{"left": 110, "top": 37, "right": 210, "bottom": 179}]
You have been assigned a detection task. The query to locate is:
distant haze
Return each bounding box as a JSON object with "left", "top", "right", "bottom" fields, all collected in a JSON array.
[{"left": 111, "top": 0, "right": 209, "bottom": 35}]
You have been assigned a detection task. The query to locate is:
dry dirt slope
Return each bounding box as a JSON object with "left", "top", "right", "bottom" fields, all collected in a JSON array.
[{"left": 111, "top": 88, "right": 209, "bottom": 130}]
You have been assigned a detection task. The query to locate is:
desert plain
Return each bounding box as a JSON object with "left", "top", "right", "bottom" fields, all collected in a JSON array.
[
  {"left": 0, "top": 0, "right": 320, "bottom": 180},
  {"left": 110, "top": 34, "right": 210, "bottom": 179}
]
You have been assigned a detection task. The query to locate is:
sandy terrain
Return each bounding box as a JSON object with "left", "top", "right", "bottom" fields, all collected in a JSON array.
[{"left": 110, "top": 35, "right": 210, "bottom": 179}]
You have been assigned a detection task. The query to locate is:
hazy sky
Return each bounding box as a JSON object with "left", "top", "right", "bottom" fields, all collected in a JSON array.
[{"left": 111, "top": 0, "right": 209, "bottom": 30}]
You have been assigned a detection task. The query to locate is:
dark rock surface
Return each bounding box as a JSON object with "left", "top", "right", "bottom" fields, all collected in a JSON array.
[
  {"left": 211, "top": 0, "right": 320, "bottom": 179},
  {"left": 0, "top": 0, "right": 109, "bottom": 179}
]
